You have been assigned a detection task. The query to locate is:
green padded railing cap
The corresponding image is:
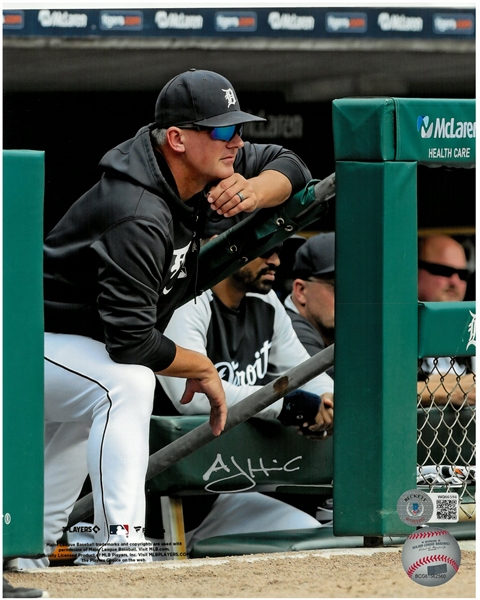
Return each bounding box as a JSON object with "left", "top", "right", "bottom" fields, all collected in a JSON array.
[
  {"left": 418, "top": 301, "right": 476, "bottom": 359},
  {"left": 332, "top": 97, "right": 396, "bottom": 162},
  {"left": 333, "top": 97, "right": 476, "bottom": 168}
]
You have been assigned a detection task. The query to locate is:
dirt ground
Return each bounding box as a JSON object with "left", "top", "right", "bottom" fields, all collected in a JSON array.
[{"left": 4, "top": 545, "right": 476, "bottom": 598}]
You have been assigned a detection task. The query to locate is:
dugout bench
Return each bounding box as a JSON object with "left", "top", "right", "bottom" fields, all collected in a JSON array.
[
  {"left": 145, "top": 410, "right": 474, "bottom": 559},
  {"left": 146, "top": 415, "right": 334, "bottom": 557},
  {"left": 50, "top": 398, "right": 474, "bottom": 565}
]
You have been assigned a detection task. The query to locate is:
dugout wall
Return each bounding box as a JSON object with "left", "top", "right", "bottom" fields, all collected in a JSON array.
[
  {"left": 332, "top": 98, "right": 475, "bottom": 538},
  {"left": 3, "top": 150, "right": 45, "bottom": 558}
]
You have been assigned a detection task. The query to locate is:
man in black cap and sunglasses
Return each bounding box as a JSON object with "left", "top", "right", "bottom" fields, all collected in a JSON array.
[
  {"left": 418, "top": 234, "right": 470, "bottom": 302},
  {"left": 417, "top": 234, "right": 475, "bottom": 406},
  {"left": 153, "top": 224, "right": 334, "bottom": 549},
  {"left": 26, "top": 69, "right": 313, "bottom": 569}
]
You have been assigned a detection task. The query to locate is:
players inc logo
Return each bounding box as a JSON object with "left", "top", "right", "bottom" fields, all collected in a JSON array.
[{"left": 65, "top": 524, "right": 100, "bottom": 533}]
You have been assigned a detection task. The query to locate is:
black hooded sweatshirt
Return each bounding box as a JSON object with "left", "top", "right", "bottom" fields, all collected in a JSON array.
[{"left": 44, "top": 124, "right": 311, "bottom": 372}]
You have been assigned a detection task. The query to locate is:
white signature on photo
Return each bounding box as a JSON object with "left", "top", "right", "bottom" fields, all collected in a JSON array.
[{"left": 202, "top": 453, "right": 302, "bottom": 492}]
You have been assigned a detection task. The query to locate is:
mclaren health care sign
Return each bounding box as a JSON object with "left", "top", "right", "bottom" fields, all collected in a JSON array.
[
  {"left": 333, "top": 97, "right": 475, "bottom": 168},
  {"left": 395, "top": 98, "right": 476, "bottom": 167}
]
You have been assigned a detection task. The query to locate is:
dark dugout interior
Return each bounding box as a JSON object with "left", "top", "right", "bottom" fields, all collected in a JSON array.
[{"left": 3, "top": 90, "right": 475, "bottom": 238}]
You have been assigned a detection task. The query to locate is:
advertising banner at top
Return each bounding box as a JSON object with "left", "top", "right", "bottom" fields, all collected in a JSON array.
[{"left": 3, "top": 7, "right": 475, "bottom": 39}]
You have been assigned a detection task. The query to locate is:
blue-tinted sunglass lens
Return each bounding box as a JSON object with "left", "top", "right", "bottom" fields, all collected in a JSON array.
[{"left": 210, "top": 124, "right": 243, "bottom": 141}]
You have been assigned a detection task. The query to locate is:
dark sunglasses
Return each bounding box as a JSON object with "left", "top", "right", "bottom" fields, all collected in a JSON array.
[
  {"left": 260, "top": 244, "right": 283, "bottom": 259},
  {"left": 179, "top": 123, "right": 244, "bottom": 142},
  {"left": 418, "top": 260, "right": 469, "bottom": 281}
]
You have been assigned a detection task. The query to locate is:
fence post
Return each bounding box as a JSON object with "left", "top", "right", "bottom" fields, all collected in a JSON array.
[
  {"left": 333, "top": 159, "right": 418, "bottom": 537},
  {"left": 3, "top": 150, "right": 45, "bottom": 558}
]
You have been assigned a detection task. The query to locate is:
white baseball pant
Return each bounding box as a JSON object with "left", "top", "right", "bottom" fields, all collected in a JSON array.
[{"left": 20, "top": 332, "right": 156, "bottom": 568}]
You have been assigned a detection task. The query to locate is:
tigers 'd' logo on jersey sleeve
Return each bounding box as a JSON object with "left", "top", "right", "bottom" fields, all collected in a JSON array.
[{"left": 163, "top": 242, "right": 191, "bottom": 295}]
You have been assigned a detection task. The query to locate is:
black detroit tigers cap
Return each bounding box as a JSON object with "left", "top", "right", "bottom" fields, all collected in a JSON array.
[
  {"left": 155, "top": 68, "right": 266, "bottom": 128},
  {"left": 293, "top": 232, "right": 335, "bottom": 280}
]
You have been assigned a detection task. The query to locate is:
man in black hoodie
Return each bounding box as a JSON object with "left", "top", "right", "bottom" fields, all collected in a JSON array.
[{"left": 26, "top": 69, "right": 312, "bottom": 567}]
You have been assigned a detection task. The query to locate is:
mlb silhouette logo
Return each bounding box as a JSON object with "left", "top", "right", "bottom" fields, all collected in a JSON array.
[
  {"left": 411, "top": 503, "right": 420, "bottom": 515},
  {"left": 109, "top": 524, "right": 129, "bottom": 536}
]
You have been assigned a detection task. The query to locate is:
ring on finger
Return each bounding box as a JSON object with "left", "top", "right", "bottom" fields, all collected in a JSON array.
[{"left": 237, "top": 192, "right": 246, "bottom": 202}]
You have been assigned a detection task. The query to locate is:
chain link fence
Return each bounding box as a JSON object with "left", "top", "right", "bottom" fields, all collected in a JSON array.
[{"left": 417, "top": 356, "right": 476, "bottom": 520}]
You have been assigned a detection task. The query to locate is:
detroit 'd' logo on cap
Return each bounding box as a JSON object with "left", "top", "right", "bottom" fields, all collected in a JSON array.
[{"left": 222, "top": 88, "right": 236, "bottom": 108}]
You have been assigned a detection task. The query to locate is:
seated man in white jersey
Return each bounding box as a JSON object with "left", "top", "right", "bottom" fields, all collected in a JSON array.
[{"left": 154, "top": 224, "right": 335, "bottom": 550}]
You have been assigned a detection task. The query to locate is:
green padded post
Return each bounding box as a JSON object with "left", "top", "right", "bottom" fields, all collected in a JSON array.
[
  {"left": 333, "top": 161, "right": 418, "bottom": 537},
  {"left": 3, "top": 150, "right": 45, "bottom": 558}
]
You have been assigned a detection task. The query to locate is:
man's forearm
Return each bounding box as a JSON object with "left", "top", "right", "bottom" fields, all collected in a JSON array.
[
  {"left": 249, "top": 169, "right": 293, "bottom": 209},
  {"left": 156, "top": 344, "right": 212, "bottom": 379},
  {"left": 157, "top": 345, "right": 227, "bottom": 436}
]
